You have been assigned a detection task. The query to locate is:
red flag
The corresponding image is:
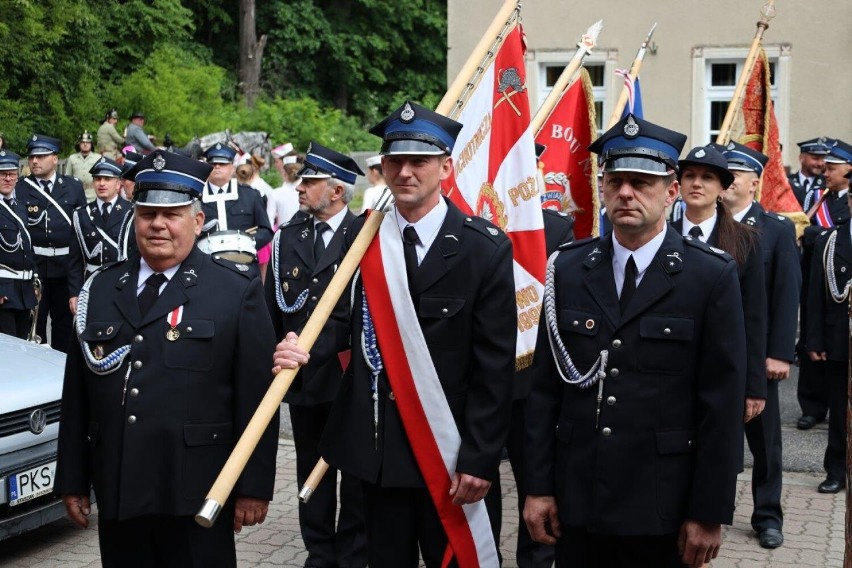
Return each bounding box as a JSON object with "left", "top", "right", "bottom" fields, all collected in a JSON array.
[
  {"left": 732, "top": 49, "right": 806, "bottom": 227},
  {"left": 534, "top": 69, "right": 599, "bottom": 238},
  {"left": 441, "top": 23, "right": 546, "bottom": 369}
]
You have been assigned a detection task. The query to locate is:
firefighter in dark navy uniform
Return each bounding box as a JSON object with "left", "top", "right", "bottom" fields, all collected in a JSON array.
[
  {"left": 68, "top": 157, "right": 135, "bottom": 314},
  {"left": 805, "top": 142, "right": 852, "bottom": 496},
  {"left": 264, "top": 141, "right": 367, "bottom": 567},
  {"left": 721, "top": 142, "right": 800, "bottom": 549},
  {"left": 523, "top": 115, "right": 747, "bottom": 568},
  {"left": 0, "top": 149, "right": 37, "bottom": 339},
  {"left": 56, "top": 150, "right": 279, "bottom": 568},
  {"left": 789, "top": 137, "right": 829, "bottom": 207},
  {"left": 15, "top": 134, "right": 86, "bottom": 351}
]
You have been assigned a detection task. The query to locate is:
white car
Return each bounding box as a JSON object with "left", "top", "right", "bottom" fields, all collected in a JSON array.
[{"left": 0, "top": 333, "right": 66, "bottom": 541}]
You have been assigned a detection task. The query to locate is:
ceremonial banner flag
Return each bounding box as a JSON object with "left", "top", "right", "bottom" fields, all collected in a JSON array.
[
  {"left": 442, "top": 22, "right": 546, "bottom": 370},
  {"left": 730, "top": 48, "right": 807, "bottom": 230},
  {"left": 616, "top": 71, "right": 644, "bottom": 118},
  {"left": 534, "top": 68, "right": 599, "bottom": 238}
]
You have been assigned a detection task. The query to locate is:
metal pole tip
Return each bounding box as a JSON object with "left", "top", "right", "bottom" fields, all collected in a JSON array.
[
  {"left": 298, "top": 486, "right": 314, "bottom": 503},
  {"left": 195, "top": 498, "right": 222, "bottom": 528}
]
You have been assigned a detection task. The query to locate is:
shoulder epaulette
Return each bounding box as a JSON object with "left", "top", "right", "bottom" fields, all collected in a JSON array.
[
  {"left": 683, "top": 235, "right": 733, "bottom": 260},
  {"left": 463, "top": 215, "right": 506, "bottom": 241},
  {"left": 212, "top": 256, "right": 254, "bottom": 278},
  {"left": 280, "top": 211, "right": 310, "bottom": 230},
  {"left": 762, "top": 210, "right": 793, "bottom": 226},
  {"left": 558, "top": 236, "right": 598, "bottom": 250}
]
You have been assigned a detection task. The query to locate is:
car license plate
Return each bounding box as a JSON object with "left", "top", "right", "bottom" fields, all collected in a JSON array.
[{"left": 8, "top": 461, "right": 56, "bottom": 506}]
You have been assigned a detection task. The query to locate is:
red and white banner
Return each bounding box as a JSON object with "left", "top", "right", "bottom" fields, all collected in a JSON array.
[
  {"left": 441, "top": 23, "right": 546, "bottom": 370},
  {"left": 361, "top": 213, "right": 498, "bottom": 568},
  {"left": 534, "top": 68, "right": 599, "bottom": 238}
]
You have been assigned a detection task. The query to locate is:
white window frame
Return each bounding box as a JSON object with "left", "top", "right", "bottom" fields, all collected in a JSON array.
[{"left": 691, "top": 45, "right": 791, "bottom": 150}]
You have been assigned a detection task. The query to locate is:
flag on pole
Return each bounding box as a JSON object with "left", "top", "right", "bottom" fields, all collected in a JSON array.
[
  {"left": 441, "top": 22, "right": 546, "bottom": 370},
  {"left": 730, "top": 48, "right": 807, "bottom": 230},
  {"left": 534, "top": 68, "right": 599, "bottom": 238},
  {"left": 615, "top": 70, "right": 643, "bottom": 118}
]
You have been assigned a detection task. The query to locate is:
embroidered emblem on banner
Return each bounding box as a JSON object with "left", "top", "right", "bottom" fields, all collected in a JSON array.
[{"left": 494, "top": 67, "right": 526, "bottom": 117}]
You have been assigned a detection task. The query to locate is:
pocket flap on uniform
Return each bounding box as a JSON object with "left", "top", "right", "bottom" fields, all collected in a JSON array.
[
  {"left": 655, "top": 430, "right": 695, "bottom": 455},
  {"left": 558, "top": 309, "right": 601, "bottom": 336},
  {"left": 184, "top": 422, "right": 233, "bottom": 446},
  {"left": 79, "top": 321, "right": 123, "bottom": 341},
  {"left": 555, "top": 419, "right": 574, "bottom": 444},
  {"left": 639, "top": 316, "right": 693, "bottom": 341},
  {"left": 418, "top": 296, "right": 465, "bottom": 318},
  {"left": 175, "top": 319, "right": 215, "bottom": 339}
]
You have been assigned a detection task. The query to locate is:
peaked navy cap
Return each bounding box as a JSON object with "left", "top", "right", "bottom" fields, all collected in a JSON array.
[
  {"left": 721, "top": 142, "right": 768, "bottom": 177},
  {"left": 588, "top": 114, "right": 687, "bottom": 175},
  {"left": 297, "top": 141, "right": 364, "bottom": 185},
  {"left": 89, "top": 156, "right": 123, "bottom": 178},
  {"left": 678, "top": 146, "right": 734, "bottom": 188},
  {"left": 26, "top": 134, "right": 61, "bottom": 156},
  {"left": 825, "top": 139, "right": 852, "bottom": 164},
  {"left": 797, "top": 137, "right": 832, "bottom": 155},
  {"left": 370, "top": 101, "right": 463, "bottom": 156},
  {"left": 127, "top": 151, "right": 212, "bottom": 207},
  {"left": 203, "top": 143, "right": 237, "bottom": 164},
  {"left": 0, "top": 150, "right": 20, "bottom": 171}
]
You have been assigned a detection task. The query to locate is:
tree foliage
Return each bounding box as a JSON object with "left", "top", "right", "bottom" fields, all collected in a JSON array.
[{"left": 0, "top": 0, "right": 447, "bottom": 154}]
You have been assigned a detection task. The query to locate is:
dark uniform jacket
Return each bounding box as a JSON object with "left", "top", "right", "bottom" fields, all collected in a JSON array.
[
  {"left": 201, "top": 180, "right": 273, "bottom": 250},
  {"left": 0, "top": 197, "right": 37, "bottom": 310},
  {"left": 672, "top": 217, "right": 767, "bottom": 399},
  {"left": 68, "top": 197, "right": 135, "bottom": 297},
  {"left": 806, "top": 225, "right": 852, "bottom": 362},
  {"left": 319, "top": 200, "right": 517, "bottom": 487},
  {"left": 55, "top": 247, "right": 278, "bottom": 520},
  {"left": 525, "top": 227, "right": 747, "bottom": 535},
  {"left": 265, "top": 209, "right": 355, "bottom": 406},
  {"left": 741, "top": 202, "right": 801, "bottom": 362},
  {"left": 514, "top": 209, "right": 574, "bottom": 400},
  {"left": 802, "top": 188, "right": 850, "bottom": 248},
  {"left": 15, "top": 174, "right": 86, "bottom": 278},
  {"left": 788, "top": 172, "right": 825, "bottom": 208}
]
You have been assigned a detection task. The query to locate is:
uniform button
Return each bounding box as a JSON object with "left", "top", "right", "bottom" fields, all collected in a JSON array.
[
  {"left": 572, "top": 320, "right": 579, "bottom": 327},
  {"left": 312, "top": 278, "right": 319, "bottom": 284},
  {"left": 609, "top": 368, "right": 619, "bottom": 377},
  {"left": 127, "top": 415, "right": 137, "bottom": 424},
  {"left": 602, "top": 427, "right": 612, "bottom": 437},
  {"left": 133, "top": 335, "right": 143, "bottom": 343},
  {"left": 611, "top": 339, "right": 622, "bottom": 349},
  {"left": 688, "top": 440, "right": 693, "bottom": 448},
  {"left": 212, "top": 433, "right": 218, "bottom": 440},
  {"left": 606, "top": 396, "right": 616, "bottom": 406},
  {"left": 186, "top": 326, "right": 192, "bottom": 333},
  {"left": 441, "top": 308, "right": 448, "bottom": 315},
  {"left": 130, "top": 388, "right": 139, "bottom": 397},
  {"left": 663, "top": 328, "right": 671, "bottom": 336},
  {"left": 311, "top": 296, "right": 318, "bottom": 302},
  {"left": 388, "top": 392, "right": 396, "bottom": 401},
  {"left": 133, "top": 361, "right": 142, "bottom": 369}
]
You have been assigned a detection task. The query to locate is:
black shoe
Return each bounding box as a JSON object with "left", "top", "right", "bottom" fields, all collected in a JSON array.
[
  {"left": 757, "top": 528, "right": 784, "bottom": 549},
  {"left": 817, "top": 477, "right": 845, "bottom": 494},
  {"left": 797, "top": 415, "right": 820, "bottom": 430}
]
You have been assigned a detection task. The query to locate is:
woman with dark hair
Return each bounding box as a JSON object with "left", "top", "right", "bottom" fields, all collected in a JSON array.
[{"left": 672, "top": 145, "right": 767, "bottom": 424}]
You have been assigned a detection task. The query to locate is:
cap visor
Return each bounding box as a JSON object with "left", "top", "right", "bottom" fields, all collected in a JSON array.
[
  {"left": 602, "top": 156, "right": 672, "bottom": 176},
  {"left": 28, "top": 148, "right": 55, "bottom": 156},
  {"left": 133, "top": 188, "right": 196, "bottom": 207},
  {"left": 825, "top": 157, "right": 851, "bottom": 164},
  {"left": 380, "top": 139, "right": 445, "bottom": 156}
]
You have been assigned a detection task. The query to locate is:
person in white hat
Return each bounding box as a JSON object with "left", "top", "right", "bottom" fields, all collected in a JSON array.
[{"left": 359, "top": 155, "right": 387, "bottom": 213}]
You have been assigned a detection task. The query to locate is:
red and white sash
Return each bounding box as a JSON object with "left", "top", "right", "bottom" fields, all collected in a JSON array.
[
  {"left": 813, "top": 190, "right": 834, "bottom": 229},
  {"left": 360, "top": 212, "right": 498, "bottom": 568}
]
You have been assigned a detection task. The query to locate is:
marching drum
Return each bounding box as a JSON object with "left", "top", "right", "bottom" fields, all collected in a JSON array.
[{"left": 197, "top": 230, "right": 256, "bottom": 263}]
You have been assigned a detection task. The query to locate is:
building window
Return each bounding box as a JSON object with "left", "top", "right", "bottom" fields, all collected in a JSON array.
[
  {"left": 538, "top": 58, "right": 609, "bottom": 133},
  {"left": 705, "top": 58, "right": 779, "bottom": 143}
]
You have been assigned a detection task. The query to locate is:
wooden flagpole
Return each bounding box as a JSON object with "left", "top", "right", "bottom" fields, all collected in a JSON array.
[
  {"left": 531, "top": 20, "right": 603, "bottom": 135},
  {"left": 606, "top": 22, "right": 657, "bottom": 128},
  {"left": 298, "top": 0, "right": 525, "bottom": 506},
  {"left": 715, "top": 0, "right": 777, "bottom": 144}
]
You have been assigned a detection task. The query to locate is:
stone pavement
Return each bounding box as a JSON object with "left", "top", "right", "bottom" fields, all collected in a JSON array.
[{"left": 0, "top": 436, "right": 846, "bottom": 567}]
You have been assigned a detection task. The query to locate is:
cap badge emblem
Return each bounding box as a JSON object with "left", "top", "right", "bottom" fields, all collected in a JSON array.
[
  {"left": 215, "top": 143, "right": 222, "bottom": 150},
  {"left": 99, "top": 157, "right": 105, "bottom": 163},
  {"left": 152, "top": 153, "right": 166, "bottom": 171},
  {"left": 727, "top": 142, "right": 736, "bottom": 150},
  {"left": 819, "top": 136, "right": 827, "bottom": 145},
  {"left": 695, "top": 149, "right": 706, "bottom": 158},
  {"left": 32, "top": 135, "right": 37, "bottom": 141},
  {"left": 400, "top": 102, "right": 415, "bottom": 123},
  {"left": 623, "top": 116, "right": 639, "bottom": 138},
  {"left": 0, "top": 151, "right": 4, "bottom": 156}
]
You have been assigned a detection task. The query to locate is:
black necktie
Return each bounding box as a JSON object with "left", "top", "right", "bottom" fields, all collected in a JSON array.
[
  {"left": 101, "top": 202, "right": 111, "bottom": 223},
  {"left": 403, "top": 226, "right": 420, "bottom": 284},
  {"left": 217, "top": 187, "right": 225, "bottom": 194},
  {"left": 620, "top": 255, "right": 637, "bottom": 314},
  {"left": 688, "top": 225, "right": 703, "bottom": 239},
  {"left": 802, "top": 178, "right": 810, "bottom": 192},
  {"left": 138, "top": 273, "right": 167, "bottom": 316},
  {"left": 40, "top": 180, "right": 51, "bottom": 194},
  {"left": 3, "top": 197, "right": 12, "bottom": 207},
  {"left": 313, "top": 222, "right": 329, "bottom": 262}
]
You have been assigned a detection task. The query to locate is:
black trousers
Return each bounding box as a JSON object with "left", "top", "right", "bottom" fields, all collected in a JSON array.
[
  {"left": 744, "top": 379, "right": 783, "bottom": 530},
  {"left": 98, "top": 512, "right": 236, "bottom": 568},
  {"left": 0, "top": 308, "right": 30, "bottom": 339},
  {"left": 797, "top": 356, "right": 829, "bottom": 420},
  {"left": 555, "top": 526, "right": 685, "bottom": 568},
  {"left": 506, "top": 398, "right": 555, "bottom": 567},
  {"left": 35, "top": 275, "right": 72, "bottom": 352},
  {"left": 290, "top": 403, "right": 367, "bottom": 568},
  {"left": 824, "top": 360, "right": 848, "bottom": 480}
]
